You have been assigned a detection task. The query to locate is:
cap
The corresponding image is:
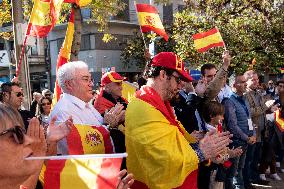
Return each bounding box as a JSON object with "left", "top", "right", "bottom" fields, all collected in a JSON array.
[
  {"left": 101, "top": 71, "right": 126, "bottom": 86},
  {"left": 150, "top": 52, "right": 192, "bottom": 81}
]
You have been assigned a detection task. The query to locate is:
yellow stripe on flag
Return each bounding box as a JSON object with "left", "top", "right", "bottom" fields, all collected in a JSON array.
[
  {"left": 137, "top": 12, "right": 164, "bottom": 30},
  {"left": 61, "top": 22, "right": 74, "bottom": 59},
  {"left": 194, "top": 32, "right": 223, "bottom": 50},
  {"left": 60, "top": 159, "right": 103, "bottom": 189},
  {"left": 30, "top": 0, "right": 52, "bottom": 26},
  {"left": 122, "top": 81, "right": 137, "bottom": 102}
]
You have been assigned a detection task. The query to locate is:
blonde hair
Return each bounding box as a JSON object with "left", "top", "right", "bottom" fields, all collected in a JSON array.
[{"left": 0, "top": 103, "right": 24, "bottom": 131}]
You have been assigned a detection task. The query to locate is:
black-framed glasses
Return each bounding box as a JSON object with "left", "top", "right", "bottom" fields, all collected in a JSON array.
[
  {"left": 0, "top": 126, "right": 26, "bottom": 144},
  {"left": 171, "top": 74, "right": 182, "bottom": 84}
]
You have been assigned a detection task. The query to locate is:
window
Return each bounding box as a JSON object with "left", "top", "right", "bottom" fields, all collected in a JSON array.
[
  {"left": 80, "top": 35, "right": 91, "bottom": 51},
  {"left": 0, "top": 43, "right": 4, "bottom": 50},
  {"left": 57, "top": 38, "right": 64, "bottom": 52},
  {"left": 81, "top": 8, "right": 91, "bottom": 19},
  {"left": 31, "top": 46, "right": 38, "bottom": 55}
]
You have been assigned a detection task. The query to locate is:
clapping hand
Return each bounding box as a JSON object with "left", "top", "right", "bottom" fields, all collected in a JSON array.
[
  {"left": 47, "top": 116, "right": 73, "bottom": 143},
  {"left": 117, "top": 169, "right": 134, "bottom": 189},
  {"left": 104, "top": 103, "right": 125, "bottom": 128}
]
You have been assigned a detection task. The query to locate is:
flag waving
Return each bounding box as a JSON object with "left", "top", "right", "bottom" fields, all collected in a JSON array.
[
  {"left": 27, "top": 0, "right": 64, "bottom": 37},
  {"left": 136, "top": 4, "right": 169, "bottom": 41},
  {"left": 53, "top": 9, "right": 75, "bottom": 104},
  {"left": 192, "top": 27, "right": 225, "bottom": 53}
]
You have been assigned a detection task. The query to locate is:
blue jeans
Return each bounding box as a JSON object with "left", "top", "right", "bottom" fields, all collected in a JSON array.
[{"left": 225, "top": 144, "right": 248, "bottom": 189}]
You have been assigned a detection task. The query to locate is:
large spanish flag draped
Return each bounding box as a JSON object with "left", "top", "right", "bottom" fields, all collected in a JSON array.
[
  {"left": 136, "top": 4, "right": 169, "bottom": 41},
  {"left": 275, "top": 110, "right": 284, "bottom": 132},
  {"left": 122, "top": 81, "right": 138, "bottom": 102},
  {"left": 125, "top": 86, "right": 198, "bottom": 189},
  {"left": 192, "top": 27, "right": 225, "bottom": 53},
  {"left": 37, "top": 154, "right": 125, "bottom": 189},
  {"left": 26, "top": 0, "right": 64, "bottom": 37},
  {"left": 53, "top": 9, "right": 75, "bottom": 104}
]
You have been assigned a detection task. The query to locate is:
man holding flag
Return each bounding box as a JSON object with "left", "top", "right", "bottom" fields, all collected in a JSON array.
[{"left": 125, "top": 52, "right": 232, "bottom": 189}]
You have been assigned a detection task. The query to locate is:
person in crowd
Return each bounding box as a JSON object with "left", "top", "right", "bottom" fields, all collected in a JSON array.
[
  {"left": 42, "top": 89, "right": 52, "bottom": 98},
  {"left": 94, "top": 71, "right": 128, "bottom": 168},
  {"left": 49, "top": 61, "right": 134, "bottom": 187},
  {"left": 30, "top": 92, "right": 43, "bottom": 116},
  {"left": 223, "top": 74, "right": 256, "bottom": 189},
  {"left": 243, "top": 70, "right": 277, "bottom": 186},
  {"left": 199, "top": 101, "right": 243, "bottom": 189},
  {"left": 36, "top": 96, "right": 52, "bottom": 134},
  {"left": 266, "top": 80, "right": 276, "bottom": 97},
  {"left": 125, "top": 52, "right": 232, "bottom": 189},
  {"left": 0, "top": 82, "right": 34, "bottom": 129}
]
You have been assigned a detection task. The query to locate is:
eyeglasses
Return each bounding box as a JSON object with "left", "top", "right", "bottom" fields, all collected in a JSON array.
[
  {"left": 81, "top": 76, "right": 94, "bottom": 84},
  {"left": 171, "top": 74, "right": 182, "bottom": 84},
  {"left": 14, "top": 92, "right": 24, "bottom": 97},
  {"left": 42, "top": 102, "right": 51, "bottom": 106},
  {"left": 0, "top": 126, "right": 26, "bottom": 144}
]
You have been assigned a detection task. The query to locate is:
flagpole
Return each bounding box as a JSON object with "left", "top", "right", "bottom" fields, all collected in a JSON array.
[
  {"left": 134, "top": 1, "right": 148, "bottom": 50},
  {"left": 215, "top": 26, "right": 227, "bottom": 51},
  {"left": 25, "top": 153, "right": 128, "bottom": 160}
]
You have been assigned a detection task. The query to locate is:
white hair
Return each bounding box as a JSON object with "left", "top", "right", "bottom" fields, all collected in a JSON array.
[{"left": 57, "top": 61, "right": 89, "bottom": 92}]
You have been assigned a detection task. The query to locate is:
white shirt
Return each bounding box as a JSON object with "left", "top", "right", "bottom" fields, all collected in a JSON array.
[
  {"left": 50, "top": 93, "right": 108, "bottom": 154},
  {"left": 205, "top": 122, "right": 217, "bottom": 132},
  {"left": 217, "top": 84, "right": 232, "bottom": 103}
]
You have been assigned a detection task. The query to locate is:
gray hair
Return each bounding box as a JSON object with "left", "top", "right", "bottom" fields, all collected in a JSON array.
[{"left": 57, "top": 61, "right": 89, "bottom": 92}]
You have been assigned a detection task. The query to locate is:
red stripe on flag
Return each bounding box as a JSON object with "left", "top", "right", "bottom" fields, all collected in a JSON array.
[
  {"left": 95, "top": 126, "right": 114, "bottom": 153},
  {"left": 197, "top": 42, "right": 225, "bottom": 53},
  {"left": 96, "top": 158, "right": 123, "bottom": 189},
  {"left": 192, "top": 27, "right": 219, "bottom": 40},
  {"left": 174, "top": 169, "right": 198, "bottom": 189},
  {"left": 67, "top": 126, "right": 85, "bottom": 155},
  {"left": 44, "top": 160, "right": 67, "bottom": 189},
  {"left": 141, "top": 25, "right": 168, "bottom": 41},
  {"left": 136, "top": 4, "right": 158, "bottom": 14}
]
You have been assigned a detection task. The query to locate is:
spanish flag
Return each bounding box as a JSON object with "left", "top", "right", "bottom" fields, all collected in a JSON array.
[
  {"left": 63, "top": 0, "right": 91, "bottom": 7},
  {"left": 136, "top": 4, "right": 169, "bottom": 41},
  {"left": 275, "top": 110, "right": 284, "bottom": 132},
  {"left": 281, "top": 67, "right": 284, "bottom": 74},
  {"left": 122, "top": 81, "right": 138, "bottom": 102},
  {"left": 26, "top": 0, "right": 63, "bottom": 37},
  {"left": 192, "top": 27, "right": 225, "bottom": 53},
  {"left": 53, "top": 9, "right": 74, "bottom": 104}
]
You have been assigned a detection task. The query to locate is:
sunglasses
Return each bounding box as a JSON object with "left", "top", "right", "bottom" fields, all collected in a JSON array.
[
  {"left": 0, "top": 126, "right": 26, "bottom": 144},
  {"left": 14, "top": 92, "right": 24, "bottom": 97},
  {"left": 42, "top": 102, "right": 51, "bottom": 106}
]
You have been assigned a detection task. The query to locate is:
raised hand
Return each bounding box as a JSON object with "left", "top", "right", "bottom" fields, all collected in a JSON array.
[
  {"left": 27, "top": 117, "right": 47, "bottom": 157},
  {"left": 195, "top": 80, "right": 207, "bottom": 97},
  {"left": 117, "top": 169, "right": 134, "bottom": 189},
  {"left": 190, "top": 130, "right": 205, "bottom": 142},
  {"left": 47, "top": 116, "right": 73, "bottom": 143},
  {"left": 222, "top": 50, "right": 231, "bottom": 69},
  {"left": 199, "top": 131, "right": 232, "bottom": 160}
]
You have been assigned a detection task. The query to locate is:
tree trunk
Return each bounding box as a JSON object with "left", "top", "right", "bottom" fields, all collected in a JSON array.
[{"left": 70, "top": 4, "right": 82, "bottom": 61}]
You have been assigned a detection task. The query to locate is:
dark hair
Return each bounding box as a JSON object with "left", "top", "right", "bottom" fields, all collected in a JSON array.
[
  {"left": 201, "top": 64, "right": 216, "bottom": 76},
  {"left": 137, "top": 77, "right": 147, "bottom": 89},
  {"left": 36, "top": 96, "right": 52, "bottom": 116},
  {"left": 146, "top": 66, "right": 175, "bottom": 78},
  {"left": 276, "top": 79, "right": 284, "bottom": 86},
  {"left": 201, "top": 101, "right": 224, "bottom": 123},
  {"left": 0, "top": 82, "right": 20, "bottom": 102}
]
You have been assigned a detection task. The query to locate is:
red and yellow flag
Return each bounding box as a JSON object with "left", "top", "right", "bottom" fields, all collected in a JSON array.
[
  {"left": 26, "top": 0, "right": 64, "bottom": 37},
  {"left": 136, "top": 4, "right": 169, "bottom": 41},
  {"left": 275, "top": 110, "right": 284, "bottom": 132},
  {"left": 41, "top": 154, "right": 124, "bottom": 189},
  {"left": 53, "top": 9, "right": 74, "bottom": 104},
  {"left": 192, "top": 27, "right": 225, "bottom": 53},
  {"left": 281, "top": 67, "right": 284, "bottom": 74},
  {"left": 63, "top": 0, "right": 91, "bottom": 7}
]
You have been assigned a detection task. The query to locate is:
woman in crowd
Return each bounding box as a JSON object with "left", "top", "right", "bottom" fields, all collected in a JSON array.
[{"left": 36, "top": 96, "right": 52, "bottom": 133}]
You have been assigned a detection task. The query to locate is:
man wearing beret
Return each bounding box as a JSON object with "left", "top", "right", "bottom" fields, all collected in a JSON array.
[{"left": 125, "top": 52, "right": 232, "bottom": 189}]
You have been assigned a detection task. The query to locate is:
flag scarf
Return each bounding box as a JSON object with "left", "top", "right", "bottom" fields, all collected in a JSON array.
[
  {"left": 27, "top": 0, "right": 64, "bottom": 37},
  {"left": 192, "top": 27, "right": 225, "bottom": 52},
  {"left": 53, "top": 10, "right": 74, "bottom": 104},
  {"left": 275, "top": 110, "right": 284, "bottom": 132},
  {"left": 122, "top": 81, "right": 138, "bottom": 102},
  {"left": 42, "top": 155, "right": 124, "bottom": 189},
  {"left": 136, "top": 3, "right": 169, "bottom": 41},
  {"left": 125, "top": 86, "right": 198, "bottom": 189}
]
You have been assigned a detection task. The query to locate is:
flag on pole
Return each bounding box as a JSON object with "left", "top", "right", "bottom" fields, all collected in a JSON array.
[
  {"left": 26, "top": 0, "right": 64, "bottom": 37},
  {"left": 136, "top": 3, "right": 169, "bottom": 41},
  {"left": 63, "top": 0, "right": 91, "bottom": 7},
  {"left": 281, "top": 67, "right": 284, "bottom": 74},
  {"left": 27, "top": 154, "right": 127, "bottom": 189},
  {"left": 53, "top": 9, "right": 75, "bottom": 104},
  {"left": 192, "top": 27, "right": 225, "bottom": 53}
]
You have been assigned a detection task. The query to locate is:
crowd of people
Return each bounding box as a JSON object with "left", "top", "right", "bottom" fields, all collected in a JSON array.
[{"left": 0, "top": 50, "right": 283, "bottom": 189}]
